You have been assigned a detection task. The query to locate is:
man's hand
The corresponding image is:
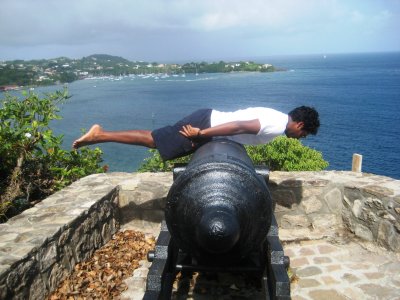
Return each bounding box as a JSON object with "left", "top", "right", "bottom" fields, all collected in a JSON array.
[
  {"left": 180, "top": 119, "right": 260, "bottom": 141},
  {"left": 180, "top": 125, "right": 201, "bottom": 139}
]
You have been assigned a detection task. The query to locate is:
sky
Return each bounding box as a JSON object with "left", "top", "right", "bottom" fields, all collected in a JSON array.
[{"left": 1, "top": 0, "right": 399, "bottom": 62}]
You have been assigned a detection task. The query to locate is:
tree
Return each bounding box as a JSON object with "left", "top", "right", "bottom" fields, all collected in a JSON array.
[
  {"left": 0, "top": 89, "right": 105, "bottom": 220},
  {"left": 58, "top": 71, "right": 78, "bottom": 83}
]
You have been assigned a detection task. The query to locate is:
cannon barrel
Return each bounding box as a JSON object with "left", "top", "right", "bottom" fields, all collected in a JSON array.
[{"left": 165, "top": 139, "right": 273, "bottom": 263}]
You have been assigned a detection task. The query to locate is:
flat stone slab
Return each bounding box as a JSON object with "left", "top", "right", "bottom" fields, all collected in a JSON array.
[{"left": 286, "top": 235, "right": 400, "bottom": 300}]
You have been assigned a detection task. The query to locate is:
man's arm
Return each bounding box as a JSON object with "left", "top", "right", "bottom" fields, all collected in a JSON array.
[{"left": 180, "top": 119, "right": 261, "bottom": 139}]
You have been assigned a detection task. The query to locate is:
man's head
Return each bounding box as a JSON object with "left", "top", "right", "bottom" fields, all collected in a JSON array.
[{"left": 285, "top": 106, "right": 320, "bottom": 139}]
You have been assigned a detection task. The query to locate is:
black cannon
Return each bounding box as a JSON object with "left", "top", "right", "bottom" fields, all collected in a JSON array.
[{"left": 144, "top": 139, "right": 290, "bottom": 299}]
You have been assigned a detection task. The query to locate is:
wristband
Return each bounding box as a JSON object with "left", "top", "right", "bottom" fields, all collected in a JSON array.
[{"left": 192, "top": 130, "right": 202, "bottom": 142}]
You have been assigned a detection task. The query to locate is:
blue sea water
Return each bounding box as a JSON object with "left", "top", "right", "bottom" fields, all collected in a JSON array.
[{"left": 17, "top": 52, "right": 400, "bottom": 179}]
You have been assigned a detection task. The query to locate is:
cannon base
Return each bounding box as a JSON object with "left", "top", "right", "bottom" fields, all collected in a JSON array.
[{"left": 143, "top": 215, "right": 290, "bottom": 300}]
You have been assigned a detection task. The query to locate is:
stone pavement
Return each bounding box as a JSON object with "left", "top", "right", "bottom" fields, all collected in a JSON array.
[
  {"left": 285, "top": 233, "right": 400, "bottom": 300},
  {"left": 120, "top": 223, "right": 400, "bottom": 300}
]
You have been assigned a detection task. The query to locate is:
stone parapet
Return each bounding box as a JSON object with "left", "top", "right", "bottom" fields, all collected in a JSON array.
[
  {"left": 0, "top": 173, "right": 125, "bottom": 300},
  {"left": 0, "top": 171, "right": 399, "bottom": 299},
  {"left": 269, "top": 171, "right": 400, "bottom": 251},
  {"left": 117, "top": 172, "right": 172, "bottom": 233}
]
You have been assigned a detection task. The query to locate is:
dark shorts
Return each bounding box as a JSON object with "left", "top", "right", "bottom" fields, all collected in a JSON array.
[{"left": 151, "top": 109, "right": 212, "bottom": 160}]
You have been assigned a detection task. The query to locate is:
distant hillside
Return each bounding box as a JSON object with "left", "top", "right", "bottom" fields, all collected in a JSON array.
[
  {"left": 0, "top": 54, "right": 277, "bottom": 88},
  {"left": 82, "top": 54, "right": 132, "bottom": 65}
]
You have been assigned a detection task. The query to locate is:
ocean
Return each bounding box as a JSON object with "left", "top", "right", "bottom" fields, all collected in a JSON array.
[{"left": 15, "top": 52, "right": 400, "bottom": 179}]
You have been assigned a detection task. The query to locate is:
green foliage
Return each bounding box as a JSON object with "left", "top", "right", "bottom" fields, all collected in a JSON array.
[
  {"left": 245, "top": 136, "right": 329, "bottom": 171},
  {"left": 0, "top": 65, "right": 36, "bottom": 86},
  {"left": 138, "top": 136, "right": 328, "bottom": 173},
  {"left": 57, "top": 71, "right": 79, "bottom": 83},
  {"left": 138, "top": 149, "right": 191, "bottom": 172},
  {"left": 0, "top": 89, "right": 105, "bottom": 220},
  {"left": 181, "top": 61, "right": 274, "bottom": 74}
]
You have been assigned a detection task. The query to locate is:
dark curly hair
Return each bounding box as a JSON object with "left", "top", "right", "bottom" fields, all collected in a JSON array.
[{"left": 288, "top": 106, "right": 320, "bottom": 135}]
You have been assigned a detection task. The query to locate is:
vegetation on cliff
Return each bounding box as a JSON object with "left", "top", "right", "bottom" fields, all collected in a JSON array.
[{"left": 0, "top": 89, "right": 105, "bottom": 221}]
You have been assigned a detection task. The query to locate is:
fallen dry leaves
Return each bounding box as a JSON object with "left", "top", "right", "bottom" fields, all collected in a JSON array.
[{"left": 48, "top": 230, "right": 155, "bottom": 300}]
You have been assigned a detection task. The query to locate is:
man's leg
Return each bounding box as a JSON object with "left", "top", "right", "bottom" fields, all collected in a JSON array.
[{"left": 72, "top": 124, "right": 156, "bottom": 149}]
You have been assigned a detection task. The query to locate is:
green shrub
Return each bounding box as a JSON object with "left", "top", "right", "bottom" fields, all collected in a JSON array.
[
  {"left": 245, "top": 136, "right": 329, "bottom": 171},
  {"left": 139, "top": 136, "right": 328, "bottom": 172},
  {"left": 138, "top": 149, "right": 191, "bottom": 172},
  {"left": 0, "top": 89, "right": 105, "bottom": 220}
]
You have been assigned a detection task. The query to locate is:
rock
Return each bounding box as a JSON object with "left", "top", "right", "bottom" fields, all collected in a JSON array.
[
  {"left": 280, "top": 214, "right": 310, "bottom": 229},
  {"left": 354, "top": 223, "right": 373, "bottom": 241},
  {"left": 296, "top": 266, "right": 322, "bottom": 277},
  {"left": 324, "top": 188, "right": 342, "bottom": 213},
  {"left": 310, "top": 214, "right": 338, "bottom": 229},
  {"left": 301, "top": 196, "right": 323, "bottom": 214}
]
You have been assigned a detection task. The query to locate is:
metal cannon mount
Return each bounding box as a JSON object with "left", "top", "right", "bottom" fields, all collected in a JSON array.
[{"left": 143, "top": 215, "right": 290, "bottom": 299}]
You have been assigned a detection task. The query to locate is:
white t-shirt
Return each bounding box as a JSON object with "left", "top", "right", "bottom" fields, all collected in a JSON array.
[{"left": 210, "top": 107, "right": 288, "bottom": 145}]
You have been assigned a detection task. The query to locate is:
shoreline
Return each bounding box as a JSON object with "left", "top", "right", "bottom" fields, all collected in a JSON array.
[{"left": 1, "top": 69, "right": 285, "bottom": 93}]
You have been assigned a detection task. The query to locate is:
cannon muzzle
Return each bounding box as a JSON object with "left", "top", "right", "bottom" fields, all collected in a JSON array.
[
  {"left": 165, "top": 139, "right": 273, "bottom": 263},
  {"left": 196, "top": 207, "right": 240, "bottom": 253}
]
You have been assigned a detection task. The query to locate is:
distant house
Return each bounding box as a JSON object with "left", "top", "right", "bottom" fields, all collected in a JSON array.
[
  {"left": 37, "top": 76, "right": 50, "bottom": 82},
  {"left": 0, "top": 85, "right": 19, "bottom": 91},
  {"left": 44, "top": 68, "right": 55, "bottom": 75}
]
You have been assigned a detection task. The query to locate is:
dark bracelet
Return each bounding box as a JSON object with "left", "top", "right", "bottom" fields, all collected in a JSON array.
[{"left": 192, "top": 130, "right": 202, "bottom": 142}]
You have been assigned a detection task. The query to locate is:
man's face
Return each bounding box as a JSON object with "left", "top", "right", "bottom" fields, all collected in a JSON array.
[{"left": 285, "top": 118, "right": 308, "bottom": 139}]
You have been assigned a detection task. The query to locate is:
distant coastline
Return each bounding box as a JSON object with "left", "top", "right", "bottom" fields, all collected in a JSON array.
[{"left": 0, "top": 54, "right": 279, "bottom": 90}]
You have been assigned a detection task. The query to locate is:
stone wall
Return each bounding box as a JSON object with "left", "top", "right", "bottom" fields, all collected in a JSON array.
[
  {"left": 0, "top": 171, "right": 399, "bottom": 299},
  {"left": 269, "top": 171, "right": 400, "bottom": 251},
  {"left": 0, "top": 174, "right": 125, "bottom": 300}
]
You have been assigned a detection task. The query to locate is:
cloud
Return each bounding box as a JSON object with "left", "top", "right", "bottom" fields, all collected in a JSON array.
[
  {"left": 0, "top": 0, "right": 399, "bottom": 60},
  {"left": 187, "top": 0, "right": 335, "bottom": 31},
  {"left": 0, "top": 0, "right": 352, "bottom": 41}
]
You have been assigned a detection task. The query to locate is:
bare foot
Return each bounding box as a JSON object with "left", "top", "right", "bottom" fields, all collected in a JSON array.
[{"left": 72, "top": 124, "right": 102, "bottom": 149}]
